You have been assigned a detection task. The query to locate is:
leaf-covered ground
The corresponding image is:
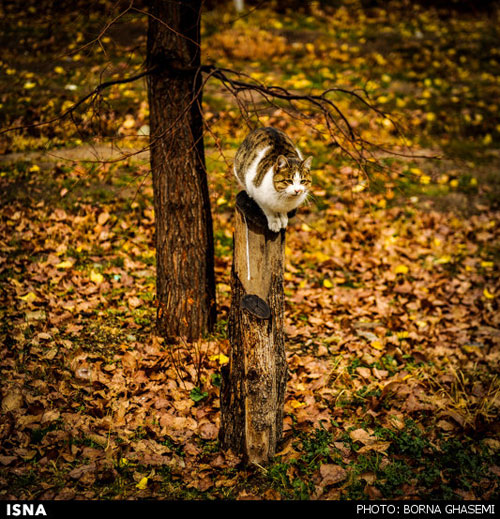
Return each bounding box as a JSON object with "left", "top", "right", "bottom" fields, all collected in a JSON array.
[{"left": 1, "top": 0, "right": 499, "bottom": 501}]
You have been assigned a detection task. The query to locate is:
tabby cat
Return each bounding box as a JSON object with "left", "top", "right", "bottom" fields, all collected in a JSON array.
[{"left": 234, "top": 127, "right": 312, "bottom": 233}]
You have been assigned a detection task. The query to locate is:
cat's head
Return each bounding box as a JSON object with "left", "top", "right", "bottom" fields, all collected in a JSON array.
[{"left": 273, "top": 155, "right": 312, "bottom": 197}]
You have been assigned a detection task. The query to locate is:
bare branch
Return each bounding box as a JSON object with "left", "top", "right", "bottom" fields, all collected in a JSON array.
[
  {"left": 0, "top": 66, "right": 156, "bottom": 137},
  {"left": 3, "top": 58, "right": 423, "bottom": 178},
  {"left": 68, "top": 0, "right": 135, "bottom": 58}
]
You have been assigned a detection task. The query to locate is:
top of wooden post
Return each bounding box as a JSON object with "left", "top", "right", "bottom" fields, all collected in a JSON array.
[
  {"left": 235, "top": 191, "right": 297, "bottom": 235},
  {"left": 235, "top": 191, "right": 269, "bottom": 231}
]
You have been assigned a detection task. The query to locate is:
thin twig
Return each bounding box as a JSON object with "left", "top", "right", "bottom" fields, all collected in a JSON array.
[{"left": 0, "top": 66, "right": 156, "bottom": 136}]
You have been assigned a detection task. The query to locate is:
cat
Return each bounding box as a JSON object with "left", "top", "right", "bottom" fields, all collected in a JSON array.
[{"left": 233, "top": 127, "right": 312, "bottom": 233}]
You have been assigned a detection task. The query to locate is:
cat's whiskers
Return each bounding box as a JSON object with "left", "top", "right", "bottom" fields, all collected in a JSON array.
[{"left": 302, "top": 191, "right": 316, "bottom": 207}]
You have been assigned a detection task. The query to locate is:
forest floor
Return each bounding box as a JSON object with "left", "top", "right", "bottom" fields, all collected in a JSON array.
[{"left": 1, "top": 0, "right": 499, "bottom": 501}]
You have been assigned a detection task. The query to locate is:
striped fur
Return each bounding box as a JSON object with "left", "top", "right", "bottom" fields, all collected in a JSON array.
[{"left": 234, "top": 127, "right": 312, "bottom": 233}]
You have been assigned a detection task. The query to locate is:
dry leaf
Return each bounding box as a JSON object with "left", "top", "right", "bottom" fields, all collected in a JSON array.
[
  {"left": 349, "top": 428, "right": 376, "bottom": 445},
  {"left": 128, "top": 296, "right": 141, "bottom": 309},
  {"left": 68, "top": 463, "right": 97, "bottom": 479},
  {"left": 98, "top": 212, "right": 110, "bottom": 225},
  {"left": 2, "top": 391, "right": 23, "bottom": 412},
  {"left": 357, "top": 441, "right": 391, "bottom": 454},
  {"left": 319, "top": 464, "right": 347, "bottom": 486}
]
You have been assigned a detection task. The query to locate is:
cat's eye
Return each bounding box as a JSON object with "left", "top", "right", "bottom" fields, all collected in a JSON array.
[{"left": 300, "top": 179, "right": 310, "bottom": 184}]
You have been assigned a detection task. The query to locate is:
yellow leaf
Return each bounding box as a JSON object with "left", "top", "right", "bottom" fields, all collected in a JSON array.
[
  {"left": 136, "top": 477, "right": 148, "bottom": 490},
  {"left": 29, "top": 165, "right": 40, "bottom": 173},
  {"left": 480, "top": 261, "right": 494, "bottom": 268},
  {"left": 394, "top": 264, "right": 408, "bottom": 274},
  {"left": 313, "top": 251, "right": 330, "bottom": 263},
  {"left": 352, "top": 182, "right": 367, "bottom": 193},
  {"left": 436, "top": 255, "right": 452, "bottom": 264},
  {"left": 56, "top": 260, "right": 73, "bottom": 269},
  {"left": 483, "top": 288, "right": 495, "bottom": 299},
  {"left": 54, "top": 66, "right": 65, "bottom": 74},
  {"left": 371, "top": 340, "right": 384, "bottom": 350},
  {"left": 209, "top": 353, "right": 229, "bottom": 366},
  {"left": 122, "top": 115, "right": 135, "bottom": 129},
  {"left": 323, "top": 279, "right": 333, "bottom": 288},
  {"left": 119, "top": 458, "right": 129, "bottom": 467},
  {"left": 461, "top": 344, "right": 481, "bottom": 354},
  {"left": 290, "top": 399, "right": 306, "bottom": 409},
  {"left": 23, "top": 81, "right": 36, "bottom": 89},
  {"left": 90, "top": 270, "right": 104, "bottom": 284},
  {"left": 292, "top": 78, "right": 312, "bottom": 89},
  {"left": 18, "top": 292, "right": 38, "bottom": 303}
]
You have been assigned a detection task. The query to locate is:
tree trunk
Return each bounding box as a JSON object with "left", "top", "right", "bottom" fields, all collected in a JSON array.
[
  {"left": 220, "top": 191, "right": 287, "bottom": 465},
  {"left": 147, "top": 0, "right": 216, "bottom": 341}
]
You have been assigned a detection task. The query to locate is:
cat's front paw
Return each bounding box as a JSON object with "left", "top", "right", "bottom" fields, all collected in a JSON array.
[
  {"left": 278, "top": 214, "right": 288, "bottom": 229},
  {"left": 267, "top": 217, "right": 282, "bottom": 233}
]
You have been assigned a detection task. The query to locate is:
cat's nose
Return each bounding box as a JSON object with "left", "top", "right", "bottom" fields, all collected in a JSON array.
[{"left": 294, "top": 188, "right": 302, "bottom": 195}]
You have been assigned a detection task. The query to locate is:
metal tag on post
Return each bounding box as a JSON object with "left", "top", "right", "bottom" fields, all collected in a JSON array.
[{"left": 241, "top": 294, "right": 271, "bottom": 320}]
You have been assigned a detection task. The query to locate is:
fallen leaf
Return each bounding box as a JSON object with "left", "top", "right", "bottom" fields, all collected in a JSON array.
[
  {"left": 55, "top": 260, "right": 74, "bottom": 269},
  {"left": 136, "top": 476, "right": 148, "bottom": 490},
  {"left": 18, "top": 292, "right": 38, "bottom": 303},
  {"left": 349, "top": 428, "right": 377, "bottom": 445},
  {"left": 357, "top": 441, "right": 391, "bottom": 454},
  {"left": 68, "top": 463, "right": 97, "bottom": 479},
  {"left": 98, "top": 212, "right": 110, "bottom": 225},
  {"left": 319, "top": 464, "right": 347, "bottom": 486},
  {"left": 0, "top": 455, "right": 17, "bottom": 466},
  {"left": 2, "top": 391, "right": 23, "bottom": 412},
  {"left": 90, "top": 270, "right": 104, "bottom": 284},
  {"left": 209, "top": 353, "right": 229, "bottom": 365},
  {"left": 128, "top": 296, "right": 141, "bottom": 309},
  {"left": 437, "top": 419, "right": 455, "bottom": 431},
  {"left": 356, "top": 367, "right": 372, "bottom": 379},
  {"left": 483, "top": 288, "right": 495, "bottom": 299}
]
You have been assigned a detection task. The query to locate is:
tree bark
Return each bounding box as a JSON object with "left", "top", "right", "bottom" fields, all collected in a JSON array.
[
  {"left": 147, "top": 0, "right": 216, "bottom": 341},
  {"left": 220, "top": 191, "right": 287, "bottom": 465}
]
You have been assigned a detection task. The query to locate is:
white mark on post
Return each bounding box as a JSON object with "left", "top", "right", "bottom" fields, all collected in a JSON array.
[{"left": 244, "top": 214, "right": 251, "bottom": 281}]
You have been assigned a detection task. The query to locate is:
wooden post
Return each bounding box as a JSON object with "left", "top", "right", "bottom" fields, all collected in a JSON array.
[{"left": 220, "top": 191, "right": 287, "bottom": 465}]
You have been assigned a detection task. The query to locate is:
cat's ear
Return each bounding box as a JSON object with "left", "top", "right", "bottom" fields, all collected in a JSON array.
[
  {"left": 276, "top": 155, "right": 289, "bottom": 169},
  {"left": 302, "top": 156, "right": 313, "bottom": 171}
]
